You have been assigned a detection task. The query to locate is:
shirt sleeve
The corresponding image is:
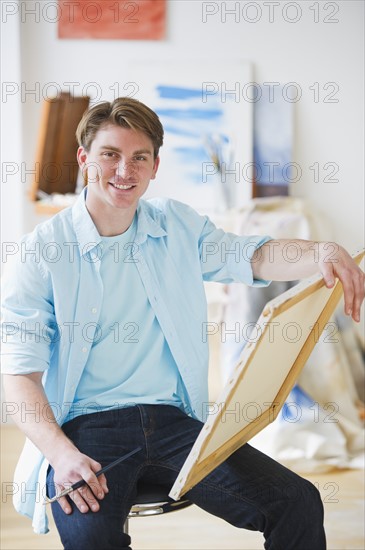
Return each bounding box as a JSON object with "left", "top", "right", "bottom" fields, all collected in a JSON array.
[
  {"left": 1, "top": 239, "right": 56, "bottom": 375},
  {"left": 197, "top": 215, "right": 272, "bottom": 286}
]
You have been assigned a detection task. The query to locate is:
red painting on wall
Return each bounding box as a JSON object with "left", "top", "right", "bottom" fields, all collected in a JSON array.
[{"left": 58, "top": 0, "right": 166, "bottom": 40}]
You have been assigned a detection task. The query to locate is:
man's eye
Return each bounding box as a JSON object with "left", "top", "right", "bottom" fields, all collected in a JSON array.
[
  {"left": 135, "top": 156, "right": 146, "bottom": 161},
  {"left": 103, "top": 152, "right": 118, "bottom": 159}
]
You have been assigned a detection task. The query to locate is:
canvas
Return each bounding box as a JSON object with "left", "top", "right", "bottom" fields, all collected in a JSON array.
[
  {"left": 58, "top": 0, "right": 166, "bottom": 40},
  {"left": 128, "top": 60, "right": 253, "bottom": 215},
  {"left": 253, "top": 84, "right": 293, "bottom": 197},
  {"left": 169, "top": 250, "right": 364, "bottom": 500}
]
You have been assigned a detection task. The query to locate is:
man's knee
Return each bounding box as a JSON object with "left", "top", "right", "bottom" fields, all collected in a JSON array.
[
  {"left": 301, "top": 478, "right": 323, "bottom": 508},
  {"left": 279, "top": 476, "right": 324, "bottom": 531},
  {"left": 265, "top": 478, "right": 326, "bottom": 549}
]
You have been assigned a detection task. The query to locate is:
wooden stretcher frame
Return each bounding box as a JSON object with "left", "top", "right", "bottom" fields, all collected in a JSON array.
[{"left": 170, "top": 250, "right": 364, "bottom": 500}]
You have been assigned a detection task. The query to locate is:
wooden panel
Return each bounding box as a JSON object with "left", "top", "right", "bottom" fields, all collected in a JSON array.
[
  {"left": 34, "top": 203, "right": 69, "bottom": 216},
  {"left": 170, "top": 250, "right": 364, "bottom": 500},
  {"left": 30, "top": 93, "right": 89, "bottom": 201}
]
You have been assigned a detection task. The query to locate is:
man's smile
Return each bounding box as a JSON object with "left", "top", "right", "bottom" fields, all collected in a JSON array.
[{"left": 109, "top": 182, "right": 137, "bottom": 190}]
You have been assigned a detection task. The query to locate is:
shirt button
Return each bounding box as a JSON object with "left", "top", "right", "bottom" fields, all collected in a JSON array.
[
  {"left": 82, "top": 347, "right": 87, "bottom": 353},
  {"left": 91, "top": 308, "right": 97, "bottom": 314}
]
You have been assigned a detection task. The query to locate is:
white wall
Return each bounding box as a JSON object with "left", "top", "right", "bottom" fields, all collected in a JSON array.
[
  {"left": 1, "top": 1, "right": 24, "bottom": 258},
  {"left": 2, "top": 0, "right": 364, "bottom": 251}
]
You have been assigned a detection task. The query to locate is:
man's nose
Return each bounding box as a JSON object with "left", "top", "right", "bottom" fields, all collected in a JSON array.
[{"left": 116, "top": 160, "right": 136, "bottom": 178}]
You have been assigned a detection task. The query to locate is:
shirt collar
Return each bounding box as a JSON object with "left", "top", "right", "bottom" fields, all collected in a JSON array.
[
  {"left": 72, "top": 188, "right": 102, "bottom": 256},
  {"left": 72, "top": 188, "right": 167, "bottom": 254},
  {"left": 135, "top": 200, "right": 167, "bottom": 244}
]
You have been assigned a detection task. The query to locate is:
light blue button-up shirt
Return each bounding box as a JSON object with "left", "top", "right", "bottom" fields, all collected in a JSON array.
[{"left": 1, "top": 189, "right": 270, "bottom": 533}]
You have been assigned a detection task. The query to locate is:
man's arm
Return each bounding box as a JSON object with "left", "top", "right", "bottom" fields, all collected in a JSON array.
[
  {"left": 251, "top": 239, "right": 365, "bottom": 322},
  {"left": 2, "top": 373, "right": 108, "bottom": 514}
]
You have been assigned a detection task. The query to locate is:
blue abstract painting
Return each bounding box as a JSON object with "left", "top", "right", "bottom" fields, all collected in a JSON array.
[
  {"left": 155, "top": 86, "right": 224, "bottom": 185},
  {"left": 129, "top": 61, "right": 253, "bottom": 214}
]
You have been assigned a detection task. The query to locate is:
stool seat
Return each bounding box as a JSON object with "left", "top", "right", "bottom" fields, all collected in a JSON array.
[{"left": 128, "top": 482, "right": 192, "bottom": 518}]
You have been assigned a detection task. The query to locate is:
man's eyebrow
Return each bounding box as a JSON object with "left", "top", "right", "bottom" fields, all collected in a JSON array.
[
  {"left": 99, "top": 146, "right": 152, "bottom": 155},
  {"left": 133, "top": 149, "right": 153, "bottom": 155},
  {"left": 100, "top": 145, "right": 121, "bottom": 152}
]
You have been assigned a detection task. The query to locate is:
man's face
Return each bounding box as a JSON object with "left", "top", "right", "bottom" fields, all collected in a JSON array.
[{"left": 77, "top": 123, "right": 160, "bottom": 214}]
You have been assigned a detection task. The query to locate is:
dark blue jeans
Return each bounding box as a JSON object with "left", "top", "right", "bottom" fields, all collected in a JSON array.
[{"left": 47, "top": 405, "right": 326, "bottom": 550}]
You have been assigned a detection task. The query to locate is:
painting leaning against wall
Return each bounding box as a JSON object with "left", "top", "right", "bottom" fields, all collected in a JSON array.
[{"left": 253, "top": 84, "right": 293, "bottom": 197}]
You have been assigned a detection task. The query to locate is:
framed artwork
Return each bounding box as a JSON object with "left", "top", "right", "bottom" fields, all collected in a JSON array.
[
  {"left": 253, "top": 84, "right": 293, "bottom": 198},
  {"left": 129, "top": 60, "right": 253, "bottom": 215},
  {"left": 169, "top": 250, "right": 364, "bottom": 500},
  {"left": 58, "top": 0, "right": 166, "bottom": 40}
]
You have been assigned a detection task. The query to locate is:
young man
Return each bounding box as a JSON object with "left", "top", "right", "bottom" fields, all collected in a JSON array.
[{"left": 2, "top": 97, "right": 364, "bottom": 550}]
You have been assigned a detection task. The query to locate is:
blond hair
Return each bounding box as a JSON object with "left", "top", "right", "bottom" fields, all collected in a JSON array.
[{"left": 76, "top": 97, "right": 164, "bottom": 158}]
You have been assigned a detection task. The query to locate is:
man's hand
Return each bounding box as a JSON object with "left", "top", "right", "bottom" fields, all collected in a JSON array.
[
  {"left": 2, "top": 373, "right": 108, "bottom": 515},
  {"left": 52, "top": 448, "right": 109, "bottom": 515},
  {"left": 317, "top": 243, "right": 364, "bottom": 322},
  {"left": 252, "top": 240, "right": 365, "bottom": 322}
]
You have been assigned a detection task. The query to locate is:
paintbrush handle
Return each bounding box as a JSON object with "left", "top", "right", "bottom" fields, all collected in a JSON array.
[{"left": 45, "top": 446, "right": 142, "bottom": 504}]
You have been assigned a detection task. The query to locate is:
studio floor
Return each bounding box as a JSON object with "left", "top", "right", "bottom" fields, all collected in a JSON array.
[{"left": 1, "top": 424, "right": 364, "bottom": 550}]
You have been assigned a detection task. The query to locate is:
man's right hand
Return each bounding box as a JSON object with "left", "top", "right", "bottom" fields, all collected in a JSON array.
[
  {"left": 2, "top": 373, "right": 109, "bottom": 515},
  {"left": 51, "top": 447, "right": 109, "bottom": 514}
]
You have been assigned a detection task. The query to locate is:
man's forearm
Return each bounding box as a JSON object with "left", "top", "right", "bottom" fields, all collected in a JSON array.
[
  {"left": 252, "top": 239, "right": 339, "bottom": 281},
  {"left": 251, "top": 239, "right": 364, "bottom": 323},
  {"left": 3, "top": 372, "right": 109, "bottom": 513},
  {"left": 2, "top": 373, "right": 77, "bottom": 465}
]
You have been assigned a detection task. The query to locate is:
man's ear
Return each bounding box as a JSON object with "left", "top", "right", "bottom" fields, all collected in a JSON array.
[
  {"left": 77, "top": 146, "right": 88, "bottom": 168},
  {"left": 77, "top": 147, "right": 89, "bottom": 185},
  {"left": 151, "top": 156, "right": 160, "bottom": 180}
]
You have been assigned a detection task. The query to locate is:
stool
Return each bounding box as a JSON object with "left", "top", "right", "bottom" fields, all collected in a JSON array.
[{"left": 124, "top": 482, "right": 192, "bottom": 534}]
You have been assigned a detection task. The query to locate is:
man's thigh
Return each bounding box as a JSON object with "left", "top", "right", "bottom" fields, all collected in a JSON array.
[
  {"left": 141, "top": 408, "right": 325, "bottom": 549},
  {"left": 46, "top": 407, "right": 146, "bottom": 549}
]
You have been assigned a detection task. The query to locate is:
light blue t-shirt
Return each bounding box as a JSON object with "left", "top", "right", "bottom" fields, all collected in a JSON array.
[{"left": 68, "top": 216, "right": 187, "bottom": 420}]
